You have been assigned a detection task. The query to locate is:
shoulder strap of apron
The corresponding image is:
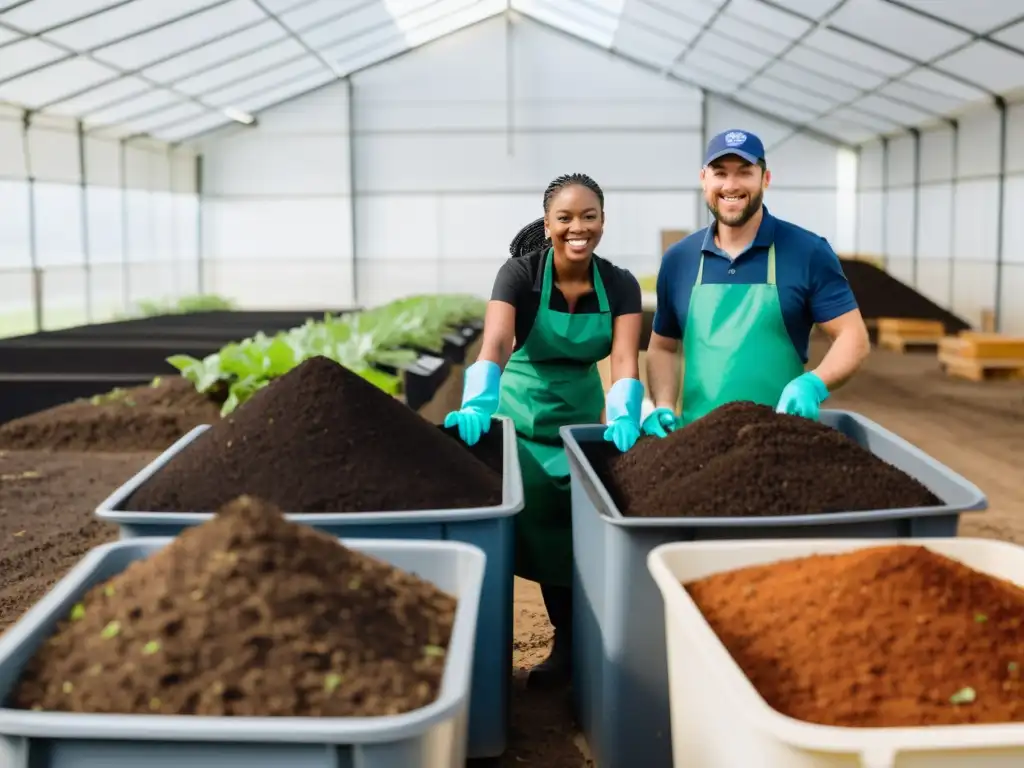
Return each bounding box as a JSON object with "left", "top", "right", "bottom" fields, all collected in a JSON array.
[{"left": 695, "top": 242, "right": 776, "bottom": 285}]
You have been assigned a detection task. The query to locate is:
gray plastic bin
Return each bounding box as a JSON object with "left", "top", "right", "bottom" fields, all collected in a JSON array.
[
  {"left": 0, "top": 536, "right": 485, "bottom": 768},
  {"left": 560, "top": 408, "right": 987, "bottom": 768},
  {"left": 94, "top": 416, "right": 523, "bottom": 760}
]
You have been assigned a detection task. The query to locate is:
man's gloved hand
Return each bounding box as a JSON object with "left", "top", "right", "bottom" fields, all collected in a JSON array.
[
  {"left": 776, "top": 371, "right": 829, "bottom": 420},
  {"left": 641, "top": 407, "right": 678, "bottom": 438},
  {"left": 444, "top": 360, "right": 500, "bottom": 446},
  {"left": 603, "top": 378, "right": 643, "bottom": 452}
]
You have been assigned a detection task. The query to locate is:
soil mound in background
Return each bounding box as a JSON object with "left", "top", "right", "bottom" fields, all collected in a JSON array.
[
  {"left": 126, "top": 355, "right": 502, "bottom": 513},
  {"left": 584, "top": 402, "right": 940, "bottom": 518},
  {"left": 0, "top": 377, "right": 222, "bottom": 452},
  {"left": 840, "top": 259, "right": 971, "bottom": 333},
  {"left": 687, "top": 544, "right": 1024, "bottom": 727},
  {"left": 12, "top": 495, "right": 457, "bottom": 716}
]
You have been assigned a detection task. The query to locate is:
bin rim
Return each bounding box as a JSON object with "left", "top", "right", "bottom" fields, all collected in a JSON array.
[
  {"left": 559, "top": 408, "right": 988, "bottom": 528},
  {"left": 646, "top": 536, "right": 1024, "bottom": 762},
  {"left": 96, "top": 416, "right": 524, "bottom": 526},
  {"left": 0, "top": 536, "right": 485, "bottom": 744}
]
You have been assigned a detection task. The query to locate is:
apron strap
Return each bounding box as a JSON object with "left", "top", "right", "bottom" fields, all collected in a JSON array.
[
  {"left": 540, "top": 247, "right": 611, "bottom": 313},
  {"left": 695, "top": 242, "right": 777, "bottom": 286}
]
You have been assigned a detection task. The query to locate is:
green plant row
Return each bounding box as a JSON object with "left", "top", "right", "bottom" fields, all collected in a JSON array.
[
  {"left": 167, "top": 294, "right": 486, "bottom": 415},
  {"left": 121, "top": 294, "right": 238, "bottom": 319}
]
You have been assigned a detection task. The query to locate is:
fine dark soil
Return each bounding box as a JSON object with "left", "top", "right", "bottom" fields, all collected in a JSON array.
[
  {"left": 125, "top": 356, "right": 503, "bottom": 514},
  {"left": 840, "top": 259, "right": 971, "bottom": 333},
  {"left": 687, "top": 544, "right": 1024, "bottom": 727},
  {"left": 0, "top": 449, "right": 156, "bottom": 632},
  {"left": 584, "top": 401, "right": 941, "bottom": 518},
  {"left": 0, "top": 376, "right": 222, "bottom": 452},
  {"left": 12, "top": 496, "right": 457, "bottom": 717}
]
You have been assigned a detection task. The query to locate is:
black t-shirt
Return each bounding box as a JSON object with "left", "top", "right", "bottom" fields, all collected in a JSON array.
[{"left": 490, "top": 248, "right": 642, "bottom": 352}]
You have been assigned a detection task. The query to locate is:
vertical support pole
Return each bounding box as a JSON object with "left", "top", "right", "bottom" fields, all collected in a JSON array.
[
  {"left": 505, "top": 10, "right": 514, "bottom": 156},
  {"left": 195, "top": 154, "right": 205, "bottom": 294},
  {"left": 993, "top": 97, "right": 1007, "bottom": 332},
  {"left": 880, "top": 136, "right": 889, "bottom": 270},
  {"left": 22, "top": 111, "right": 42, "bottom": 332},
  {"left": 168, "top": 145, "right": 178, "bottom": 298},
  {"left": 346, "top": 76, "right": 358, "bottom": 306},
  {"left": 119, "top": 139, "right": 131, "bottom": 312},
  {"left": 852, "top": 144, "right": 861, "bottom": 255},
  {"left": 77, "top": 121, "right": 93, "bottom": 322},
  {"left": 696, "top": 88, "right": 709, "bottom": 230},
  {"left": 948, "top": 120, "right": 958, "bottom": 311},
  {"left": 910, "top": 128, "right": 920, "bottom": 288}
]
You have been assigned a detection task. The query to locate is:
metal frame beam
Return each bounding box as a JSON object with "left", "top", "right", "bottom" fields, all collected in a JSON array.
[
  {"left": 876, "top": 0, "right": 1024, "bottom": 58},
  {"left": 947, "top": 120, "right": 958, "bottom": 311},
  {"left": 346, "top": 77, "right": 358, "bottom": 307},
  {"left": 909, "top": 127, "right": 920, "bottom": 287},
  {"left": 880, "top": 135, "right": 889, "bottom": 269},
  {"left": 77, "top": 119, "right": 93, "bottom": 322},
  {"left": 21, "top": 110, "right": 42, "bottom": 332},
  {"left": 994, "top": 97, "right": 1007, "bottom": 332}
]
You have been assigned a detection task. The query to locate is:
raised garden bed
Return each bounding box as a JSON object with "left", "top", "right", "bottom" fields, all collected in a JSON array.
[
  {"left": 559, "top": 402, "right": 987, "bottom": 768},
  {"left": 0, "top": 339, "right": 225, "bottom": 376},
  {"left": 0, "top": 497, "right": 485, "bottom": 767},
  {"left": 92, "top": 356, "right": 523, "bottom": 759},
  {"left": 648, "top": 537, "right": 1024, "bottom": 766}
]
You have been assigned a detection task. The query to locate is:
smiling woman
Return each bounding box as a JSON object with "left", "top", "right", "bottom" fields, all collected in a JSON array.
[{"left": 442, "top": 172, "right": 644, "bottom": 690}]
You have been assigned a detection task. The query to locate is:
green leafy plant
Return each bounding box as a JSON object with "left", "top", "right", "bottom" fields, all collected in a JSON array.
[
  {"left": 120, "top": 294, "right": 237, "bottom": 319},
  {"left": 167, "top": 293, "right": 487, "bottom": 415}
]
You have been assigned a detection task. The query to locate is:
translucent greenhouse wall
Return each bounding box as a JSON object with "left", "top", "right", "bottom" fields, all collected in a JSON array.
[
  {"left": 856, "top": 103, "right": 1024, "bottom": 334},
  {"left": 194, "top": 14, "right": 850, "bottom": 309},
  {"left": 0, "top": 108, "right": 200, "bottom": 337}
]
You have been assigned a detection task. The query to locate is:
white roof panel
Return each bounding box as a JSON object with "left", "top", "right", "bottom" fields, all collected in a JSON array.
[{"left": 0, "top": 0, "right": 1019, "bottom": 143}]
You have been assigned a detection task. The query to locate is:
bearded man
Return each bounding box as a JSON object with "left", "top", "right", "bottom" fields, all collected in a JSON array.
[{"left": 640, "top": 129, "right": 870, "bottom": 435}]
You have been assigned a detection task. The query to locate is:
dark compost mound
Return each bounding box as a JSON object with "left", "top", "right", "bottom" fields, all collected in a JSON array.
[
  {"left": 583, "top": 402, "right": 941, "bottom": 518},
  {"left": 0, "top": 376, "right": 222, "bottom": 452},
  {"left": 125, "top": 356, "right": 502, "bottom": 513},
  {"left": 12, "top": 496, "right": 457, "bottom": 716},
  {"left": 840, "top": 259, "right": 971, "bottom": 333}
]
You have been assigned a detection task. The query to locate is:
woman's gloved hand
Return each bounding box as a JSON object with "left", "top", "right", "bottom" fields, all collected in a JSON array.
[
  {"left": 776, "top": 371, "right": 829, "bottom": 420},
  {"left": 641, "top": 407, "right": 678, "bottom": 438},
  {"left": 444, "top": 360, "right": 501, "bottom": 446},
  {"left": 603, "top": 378, "right": 643, "bottom": 452}
]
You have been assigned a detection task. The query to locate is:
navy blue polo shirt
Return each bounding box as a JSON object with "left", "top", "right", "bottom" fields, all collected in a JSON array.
[{"left": 652, "top": 207, "right": 858, "bottom": 363}]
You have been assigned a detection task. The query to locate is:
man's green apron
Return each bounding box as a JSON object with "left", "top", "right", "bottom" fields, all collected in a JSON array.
[
  {"left": 681, "top": 242, "right": 805, "bottom": 424},
  {"left": 496, "top": 249, "right": 611, "bottom": 586}
]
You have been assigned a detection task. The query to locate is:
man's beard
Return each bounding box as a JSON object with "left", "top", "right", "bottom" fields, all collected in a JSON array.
[{"left": 707, "top": 189, "right": 763, "bottom": 227}]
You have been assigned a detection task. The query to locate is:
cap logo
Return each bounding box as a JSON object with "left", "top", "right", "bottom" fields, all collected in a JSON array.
[{"left": 724, "top": 131, "right": 747, "bottom": 147}]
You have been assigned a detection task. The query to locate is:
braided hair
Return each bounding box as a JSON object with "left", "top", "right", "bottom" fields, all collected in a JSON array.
[{"left": 508, "top": 173, "right": 605, "bottom": 258}]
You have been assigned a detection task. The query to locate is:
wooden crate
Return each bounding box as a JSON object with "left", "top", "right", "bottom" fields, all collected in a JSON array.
[{"left": 938, "top": 333, "right": 1024, "bottom": 382}]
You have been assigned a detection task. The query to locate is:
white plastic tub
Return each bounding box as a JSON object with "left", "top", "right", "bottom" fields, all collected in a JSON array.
[{"left": 647, "top": 538, "right": 1024, "bottom": 768}]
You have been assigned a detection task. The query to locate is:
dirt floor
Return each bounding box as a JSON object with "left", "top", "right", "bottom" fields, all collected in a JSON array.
[{"left": 0, "top": 342, "right": 1019, "bottom": 766}]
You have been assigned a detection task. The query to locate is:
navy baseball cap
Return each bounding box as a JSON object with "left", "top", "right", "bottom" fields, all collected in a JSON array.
[{"left": 704, "top": 129, "right": 765, "bottom": 166}]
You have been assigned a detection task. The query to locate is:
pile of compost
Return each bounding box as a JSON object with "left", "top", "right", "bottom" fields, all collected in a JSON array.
[
  {"left": 12, "top": 496, "right": 457, "bottom": 716},
  {"left": 839, "top": 259, "right": 971, "bottom": 333},
  {"left": 125, "top": 355, "right": 502, "bottom": 513},
  {"left": 0, "top": 377, "right": 222, "bottom": 452},
  {"left": 584, "top": 402, "right": 940, "bottom": 518},
  {"left": 686, "top": 544, "right": 1024, "bottom": 727}
]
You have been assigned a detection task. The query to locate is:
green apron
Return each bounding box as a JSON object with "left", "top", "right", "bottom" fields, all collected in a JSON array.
[
  {"left": 681, "top": 242, "right": 805, "bottom": 425},
  {"left": 496, "top": 249, "right": 612, "bottom": 586}
]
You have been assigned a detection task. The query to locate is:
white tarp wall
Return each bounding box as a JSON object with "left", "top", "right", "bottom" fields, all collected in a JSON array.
[
  {"left": 0, "top": 105, "right": 200, "bottom": 336},
  {"left": 197, "top": 14, "right": 848, "bottom": 309},
  {"left": 856, "top": 101, "right": 1024, "bottom": 334}
]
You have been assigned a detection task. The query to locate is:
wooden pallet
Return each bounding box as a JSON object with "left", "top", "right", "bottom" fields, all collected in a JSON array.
[
  {"left": 876, "top": 318, "right": 945, "bottom": 353},
  {"left": 938, "top": 334, "right": 1024, "bottom": 382}
]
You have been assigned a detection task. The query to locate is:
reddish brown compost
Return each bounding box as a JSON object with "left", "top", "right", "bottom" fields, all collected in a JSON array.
[{"left": 686, "top": 544, "right": 1024, "bottom": 727}]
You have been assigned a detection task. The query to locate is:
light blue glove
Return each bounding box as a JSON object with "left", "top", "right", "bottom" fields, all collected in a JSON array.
[
  {"left": 444, "top": 360, "right": 500, "bottom": 446},
  {"left": 641, "top": 407, "right": 678, "bottom": 438},
  {"left": 603, "top": 378, "right": 643, "bottom": 452},
  {"left": 776, "top": 371, "right": 829, "bottom": 420}
]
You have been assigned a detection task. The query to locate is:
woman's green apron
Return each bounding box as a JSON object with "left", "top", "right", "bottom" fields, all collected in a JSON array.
[
  {"left": 496, "top": 249, "right": 612, "bottom": 587},
  {"left": 681, "top": 242, "right": 805, "bottom": 424}
]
